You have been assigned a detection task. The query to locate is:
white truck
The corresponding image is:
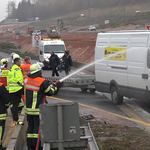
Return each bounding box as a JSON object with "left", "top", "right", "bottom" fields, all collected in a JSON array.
[
  {"left": 39, "top": 38, "right": 66, "bottom": 68},
  {"left": 95, "top": 31, "right": 150, "bottom": 105}
]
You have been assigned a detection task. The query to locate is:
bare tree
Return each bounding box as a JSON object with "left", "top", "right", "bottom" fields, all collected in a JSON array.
[{"left": 6, "top": 0, "right": 16, "bottom": 18}]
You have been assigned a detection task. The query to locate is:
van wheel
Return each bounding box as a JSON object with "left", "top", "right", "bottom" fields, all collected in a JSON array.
[
  {"left": 81, "top": 88, "right": 88, "bottom": 92},
  {"left": 89, "top": 88, "right": 96, "bottom": 93},
  {"left": 110, "top": 86, "right": 123, "bottom": 105}
]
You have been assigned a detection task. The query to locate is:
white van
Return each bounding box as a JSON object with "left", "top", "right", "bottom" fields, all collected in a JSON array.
[
  {"left": 39, "top": 38, "right": 66, "bottom": 68},
  {"left": 95, "top": 31, "right": 150, "bottom": 105}
]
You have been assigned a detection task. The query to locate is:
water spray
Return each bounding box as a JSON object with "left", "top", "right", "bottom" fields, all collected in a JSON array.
[{"left": 57, "top": 49, "right": 127, "bottom": 83}]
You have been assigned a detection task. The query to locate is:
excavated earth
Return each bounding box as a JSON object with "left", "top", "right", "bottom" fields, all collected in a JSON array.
[
  {"left": 0, "top": 32, "right": 96, "bottom": 63},
  {"left": 1, "top": 27, "right": 150, "bottom": 150}
]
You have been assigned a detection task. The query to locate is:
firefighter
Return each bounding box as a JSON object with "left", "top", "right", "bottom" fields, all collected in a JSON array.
[
  {"left": 0, "top": 70, "right": 10, "bottom": 150},
  {"left": 0, "top": 59, "right": 10, "bottom": 90},
  {"left": 24, "top": 63, "right": 57, "bottom": 150},
  {"left": 20, "top": 56, "right": 31, "bottom": 78},
  {"left": 7, "top": 54, "right": 24, "bottom": 126},
  {"left": 10, "top": 53, "right": 23, "bottom": 65}
]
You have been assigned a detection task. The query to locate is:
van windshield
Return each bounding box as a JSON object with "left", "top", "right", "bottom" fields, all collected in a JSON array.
[{"left": 44, "top": 45, "right": 65, "bottom": 53}]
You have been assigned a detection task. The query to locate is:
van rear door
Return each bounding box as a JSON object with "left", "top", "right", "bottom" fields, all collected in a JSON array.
[
  {"left": 145, "top": 49, "right": 150, "bottom": 100},
  {"left": 127, "top": 48, "right": 147, "bottom": 99}
]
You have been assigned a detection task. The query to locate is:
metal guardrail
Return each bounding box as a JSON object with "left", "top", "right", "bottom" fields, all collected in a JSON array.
[{"left": 81, "top": 123, "right": 99, "bottom": 150}]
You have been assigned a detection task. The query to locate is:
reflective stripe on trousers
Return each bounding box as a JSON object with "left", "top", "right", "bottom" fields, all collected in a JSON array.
[
  {"left": 0, "top": 114, "right": 7, "bottom": 120},
  {"left": 27, "top": 133, "right": 38, "bottom": 138}
]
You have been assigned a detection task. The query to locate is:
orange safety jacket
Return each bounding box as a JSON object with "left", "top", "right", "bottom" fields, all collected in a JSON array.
[
  {"left": 20, "top": 62, "right": 31, "bottom": 78},
  {"left": 24, "top": 77, "right": 47, "bottom": 115},
  {"left": 0, "top": 68, "right": 9, "bottom": 89}
]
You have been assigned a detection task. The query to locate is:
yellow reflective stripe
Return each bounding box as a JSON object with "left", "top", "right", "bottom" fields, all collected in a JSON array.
[
  {"left": 25, "top": 107, "right": 39, "bottom": 115},
  {"left": 18, "top": 102, "right": 24, "bottom": 107},
  {"left": 10, "top": 104, "right": 13, "bottom": 108},
  {"left": 55, "top": 87, "right": 57, "bottom": 91},
  {"left": 27, "top": 133, "right": 38, "bottom": 138},
  {"left": 0, "top": 126, "right": 2, "bottom": 145},
  {"left": 24, "top": 89, "right": 26, "bottom": 102},
  {"left": 0, "top": 114, "right": 7, "bottom": 120},
  {"left": 9, "top": 85, "right": 21, "bottom": 87},
  {"left": 0, "top": 114, "right": 7, "bottom": 118},
  {"left": 51, "top": 88, "right": 54, "bottom": 93},
  {"left": 25, "top": 111, "right": 39, "bottom": 115},
  {"left": 44, "top": 86, "right": 51, "bottom": 93},
  {"left": 5, "top": 102, "right": 10, "bottom": 107},
  {"left": 9, "top": 82, "right": 18, "bottom": 84},
  {"left": 33, "top": 134, "right": 38, "bottom": 138},
  {"left": 25, "top": 107, "right": 39, "bottom": 112},
  {"left": 32, "top": 91, "right": 37, "bottom": 109},
  {"left": 27, "top": 134, "right": 34, "bottom": 138}
]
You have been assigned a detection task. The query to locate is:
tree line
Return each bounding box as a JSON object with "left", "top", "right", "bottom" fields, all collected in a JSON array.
[{"left": 7, "top": 0, "right": 149, "bottom": 21}]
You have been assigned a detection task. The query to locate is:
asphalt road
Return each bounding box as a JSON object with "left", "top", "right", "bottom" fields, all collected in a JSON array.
[{"left": 0, "top": 51, "right": 126, "bottom": 116}]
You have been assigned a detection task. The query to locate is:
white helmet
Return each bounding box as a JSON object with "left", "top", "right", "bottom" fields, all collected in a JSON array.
[
  {"left": 1, "top": 58, "right": 9, "bottom": 65},
  {"left": 13, "top": 54, "right": 21, "bottom": 60},
  {"left": 30, "top": 62, "right": 43, "bottom": 74}
]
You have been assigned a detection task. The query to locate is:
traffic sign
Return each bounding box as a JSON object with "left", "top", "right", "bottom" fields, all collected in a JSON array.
[
  {"left": 15, "top": 35, "right": 19, "bottom": 40},
  {"left": 32, "top": 32, "right": 41, "bottom": 47},
  {"left": 146, "top": 25, "right": 150, "bottom": 30},
  {"left": 34, "top": 35, "right": 40, "bottom": 41}
]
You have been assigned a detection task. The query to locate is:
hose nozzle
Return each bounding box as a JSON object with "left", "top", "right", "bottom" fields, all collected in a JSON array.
[{"left": 55, "top": 80, "right": 61, "bottom": 86}]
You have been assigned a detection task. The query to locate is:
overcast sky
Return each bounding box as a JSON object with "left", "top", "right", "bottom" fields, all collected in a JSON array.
[{"left": 0, "top": 0, "right": 22, "bottom": 21}]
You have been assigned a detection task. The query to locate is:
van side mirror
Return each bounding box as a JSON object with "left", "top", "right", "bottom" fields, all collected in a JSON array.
[{"left": 40, "top": 51, "right": 43, "bottom": 55}]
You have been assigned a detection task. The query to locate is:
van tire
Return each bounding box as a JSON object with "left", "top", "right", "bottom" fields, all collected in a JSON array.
[
  {"left": 89, "top": 88, "right": 96, "bottom": 93},
  {"left": 110, "top": 86, "right": 123, "bottom": 105},
  {"left": 81, "top": 88, "right": 88, "bottom": 92}
]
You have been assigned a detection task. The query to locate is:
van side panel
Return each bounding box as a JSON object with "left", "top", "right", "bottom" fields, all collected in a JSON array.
[
  {"left": 95, "top": 32, "right": 150, "bottom": 101},
  {"left": 95, "top": 34, "right": 128, "bottom": 94}
]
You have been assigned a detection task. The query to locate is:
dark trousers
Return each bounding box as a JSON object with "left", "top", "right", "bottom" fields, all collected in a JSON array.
[
  {"left": 27, "top": 115, "right": 39, "bottom": 148},
  {"left": 10, "top": 88, "right": 24, "bottom": 121},
  {"left": 65, "top": 67, "right": 70, "bottom": 75},
  {"left": 0, "top": 120, "right": 5, "bottom": 148},
  {"left": 52, "top": 67, "right": 59, "bottom": 76}
]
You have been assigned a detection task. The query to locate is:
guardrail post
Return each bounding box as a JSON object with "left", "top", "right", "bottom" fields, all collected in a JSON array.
[{"left": 57, "top": 105, "right": 63, "bottom": 150}]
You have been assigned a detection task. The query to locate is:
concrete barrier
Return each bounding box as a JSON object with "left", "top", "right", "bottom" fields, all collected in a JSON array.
[{"left": 6, "top": 110, "right": 27, "bottom": 150}]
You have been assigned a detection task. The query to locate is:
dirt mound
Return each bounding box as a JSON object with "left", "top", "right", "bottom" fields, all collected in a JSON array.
[
  {"left": 62, "top": 32, "right": 97, "bottom": 63},
  {"left": 0, "top": 31, "right": 97, "bottom": 64}
]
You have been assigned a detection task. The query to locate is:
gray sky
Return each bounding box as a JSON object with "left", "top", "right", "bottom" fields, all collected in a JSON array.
[{"left": 0, "top": 0, "right": 22, "bottom": 21}]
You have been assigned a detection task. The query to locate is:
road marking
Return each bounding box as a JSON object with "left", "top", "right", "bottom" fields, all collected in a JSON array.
[
  {"left": 49, "top": 96, "right": 150, "bottom": 127},
  {"left": 104, "top": 93, "right": 150, "bottom": 131}
]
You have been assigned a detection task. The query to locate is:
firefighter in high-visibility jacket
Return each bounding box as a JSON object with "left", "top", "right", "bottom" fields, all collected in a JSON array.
[
  {"left": 0, "top": 74, "right": 10, "bottom": 150},
  {"left": 24, "top": 63, "right": 57, "bottom": 150},
  {"left": 7, "top": 54, "right": 24, "bottom": 126},
  {"left": 0, "top": 58, "right": 10, "bottom": 90}
]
